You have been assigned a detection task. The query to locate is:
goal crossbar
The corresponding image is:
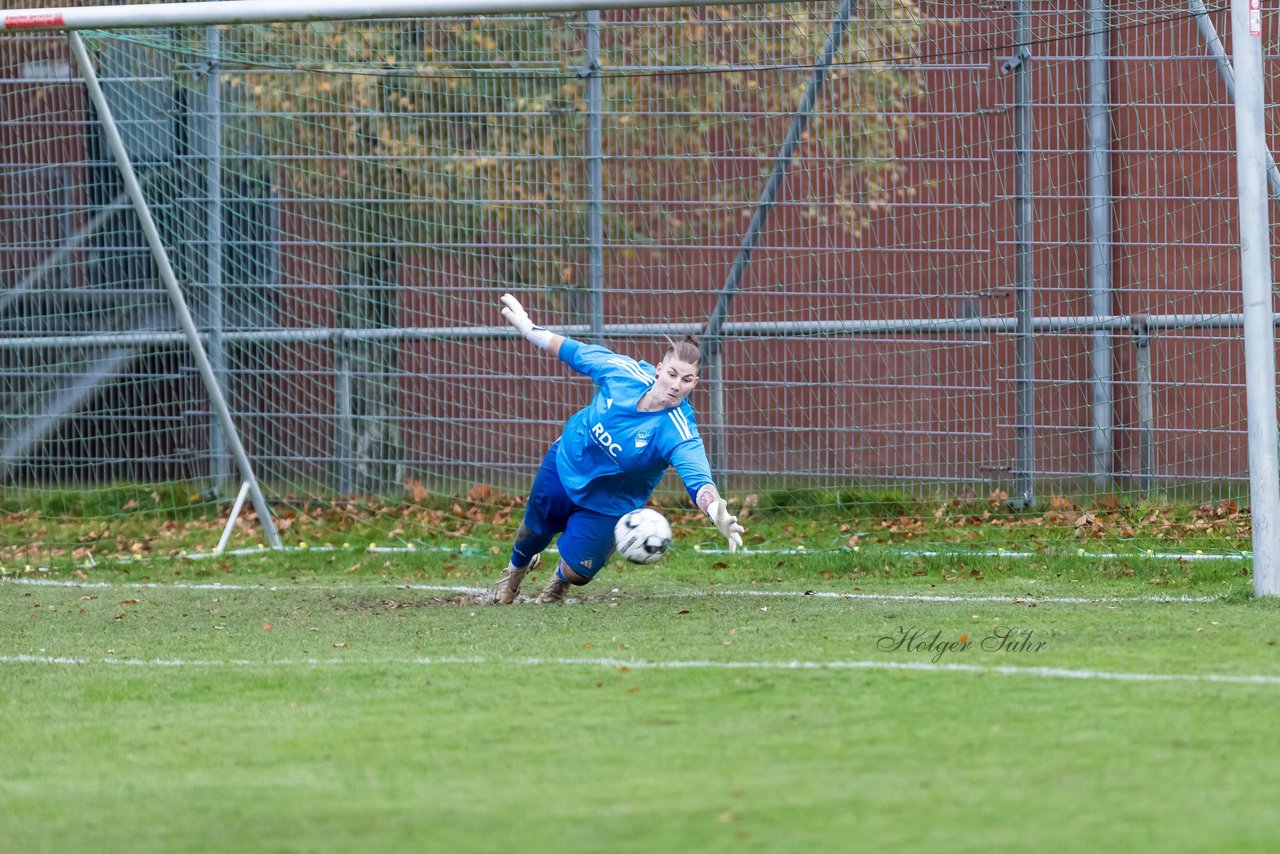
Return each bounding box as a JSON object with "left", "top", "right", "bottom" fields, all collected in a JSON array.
[{"left": 1, "top": 0, "right": 777, "bottom": 31}]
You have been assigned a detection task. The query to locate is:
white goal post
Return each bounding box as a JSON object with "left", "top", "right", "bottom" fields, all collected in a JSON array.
[{"left": 1228, "top": 0, "right": 1280, "bottom": 596}]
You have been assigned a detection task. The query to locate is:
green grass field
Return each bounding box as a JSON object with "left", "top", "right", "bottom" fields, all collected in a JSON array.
[{"left": 3, "top": 540, "right": 1280, "bottom": 853}]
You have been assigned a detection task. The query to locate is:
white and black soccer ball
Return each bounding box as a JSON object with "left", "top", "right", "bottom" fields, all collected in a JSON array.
[{"left": 613, "top": 508, "right": 673, "bottom": 565}]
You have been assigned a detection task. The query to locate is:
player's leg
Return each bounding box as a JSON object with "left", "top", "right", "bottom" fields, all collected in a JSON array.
[
  {"left": 532, "top": 559, "right": 584, "bottom": 604},
  {"left": 494, "top": 444, "right": 569, "bottom": 604},
  {"left": 534, "top": 507, "right": 618, "bottom": 604},
  {"left": 494, "top": 523, "right": 546, "bottom": 604}
]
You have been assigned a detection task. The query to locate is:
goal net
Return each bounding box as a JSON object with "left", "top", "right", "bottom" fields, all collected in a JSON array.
[{"left": 0, "top": 0, "right": 1271, "bottom": 567}]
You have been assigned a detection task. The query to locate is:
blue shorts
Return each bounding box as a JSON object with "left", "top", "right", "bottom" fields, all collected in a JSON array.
[{"left": 514, "top": 443, "right": 618, "bottom": 580}]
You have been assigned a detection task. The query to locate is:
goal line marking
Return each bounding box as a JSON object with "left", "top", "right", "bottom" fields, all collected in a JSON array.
[{"left": 0, "top": 577, "right": 1222, "bottom": 604}]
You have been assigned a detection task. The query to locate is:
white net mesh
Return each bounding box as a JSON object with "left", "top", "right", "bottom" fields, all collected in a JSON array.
[{"left": 0, "top": 1, "right": 1269, "bottom": 563}]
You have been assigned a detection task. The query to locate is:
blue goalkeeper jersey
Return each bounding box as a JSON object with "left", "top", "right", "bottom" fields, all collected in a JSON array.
[{"left": 553, "top": 337, "right": 714, "bottom": 516}]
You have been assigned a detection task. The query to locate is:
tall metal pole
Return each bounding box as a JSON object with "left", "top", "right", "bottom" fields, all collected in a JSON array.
[
  {"left": 69, "top": 31, "right": 282, "bottom": 549},
  {"left": 1087, "top": 0, "right": 1113, "bottom": 487},
  {"left": 585, "top": 10, "right": 604, "bottom": 340},
  {"left": 1010, "top": 0, "right": 1035, "bottom": 508},
  {"left": 1230, "top": 0, "right": 1280, "bottom": 595},
  {"left": 204, "top": 24, "right": 231, "bottom": 496}
]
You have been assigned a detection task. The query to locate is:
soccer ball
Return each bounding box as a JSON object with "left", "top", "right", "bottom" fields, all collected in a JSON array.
[{"left": 613, "top": 508, "right": 673, "bottom": 565}]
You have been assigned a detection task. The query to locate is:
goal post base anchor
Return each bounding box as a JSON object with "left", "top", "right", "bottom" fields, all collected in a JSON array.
[{"left": 214, "top": 481, "right": 252, "bottom": 556}]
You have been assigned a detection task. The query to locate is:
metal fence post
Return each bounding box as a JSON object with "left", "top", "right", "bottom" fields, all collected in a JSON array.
[
  {"left": 585, "top": 10, "right": 604, "bottom": 340},
  {"left": 203, "top": 24, "right": 231, "bottom": 497},
  {"left": 1131, "top": 316, "right": 1155, "bottom": 496},
  {"left": 334, "top": 334, "right": 354, "bottom": 495},
  {"left": 1007, "top": 0, "right": 1036, "bottom": 508},
  {"left": 1087, "top": 0, "right": 1114, "bottom": 486}
]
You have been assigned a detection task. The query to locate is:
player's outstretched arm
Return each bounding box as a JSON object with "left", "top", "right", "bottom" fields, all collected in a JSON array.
[
  {"left": 501, "top": 293, "right": 563, "bottom": 357},
  {"left": 696, "top": 484, "right": 745, "bottom": 553}
]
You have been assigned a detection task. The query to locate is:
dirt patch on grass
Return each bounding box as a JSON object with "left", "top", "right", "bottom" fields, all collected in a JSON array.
[
  {"left": 339, "top": 594, "right": 491, "bottom": 610},
  {"left": 339, "top": 592, "right": 635, "bottom": 610}
]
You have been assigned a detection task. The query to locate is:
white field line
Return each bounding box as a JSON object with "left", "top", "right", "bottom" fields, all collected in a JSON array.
[
  {"left": 2, "top": 652, "right": 1278, "bottom": 687},
  {"left": 0, "top": 576, "right": 1223, "bottom": 604},
  {"left": 670, "top": 589, "right": 1223, "bottom": 604},
  {"left": 39, "top": 544, "right": 1251, "bottom": 568},
  {"left": 177, "top": 544, "right": 1250, "bottom": 561}
]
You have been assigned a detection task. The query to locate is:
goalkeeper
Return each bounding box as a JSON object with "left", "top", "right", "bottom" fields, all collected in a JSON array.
[{"left": 494, "top": 293, "right": 745, "bottom": 604}]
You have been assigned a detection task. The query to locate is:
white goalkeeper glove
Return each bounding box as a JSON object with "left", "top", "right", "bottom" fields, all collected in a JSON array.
[
  {"left": 500, "top": 293, "right": 554, "bottom": 350},
  {"left": 706, "top": 499, "right": 745, "bottom": 553}
]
